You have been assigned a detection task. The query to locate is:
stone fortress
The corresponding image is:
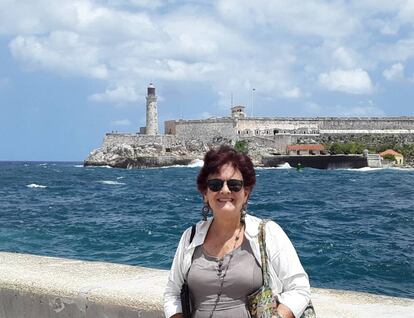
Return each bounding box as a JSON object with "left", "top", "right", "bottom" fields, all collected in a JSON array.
[{"left": 84, "top": 84, "right": 414, "bottom": 168}]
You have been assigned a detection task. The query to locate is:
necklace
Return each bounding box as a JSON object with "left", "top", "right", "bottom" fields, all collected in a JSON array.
[{"left": 208, "top": 223, "right": 244, "bottom": 318}]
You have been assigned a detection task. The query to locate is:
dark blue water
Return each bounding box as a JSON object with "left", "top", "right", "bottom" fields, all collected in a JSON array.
[{"left": 0, "top": 162, "right": 413, "bottom": 299}]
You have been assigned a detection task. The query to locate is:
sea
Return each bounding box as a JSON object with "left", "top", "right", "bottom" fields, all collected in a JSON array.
[{"left": 0, "top": 161, "right": 413, "bottom": 299}]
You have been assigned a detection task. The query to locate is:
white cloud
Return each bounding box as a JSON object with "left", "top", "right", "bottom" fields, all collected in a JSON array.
[
  {"left": 377, "top": 38, "right": 414, "bottom": 62},
  {"left": 111, "top": 119, "right": 131, "bottom": 126},
  {"left": 333, "top": 47, "right": 356, "bottom": 68},
  {"left": 9, "top": 32, "right": 108, "bottom": 79},
  {"left": 2, "top": 0, "right": 414, "bottom": 110},
  {"left": 302, "top": 100, "right": 385, "bottom": 117},
  {"left": 216, "top": 0, "right": 358, "bottom": 38},
  {"left": 283, "top": 87, "right": 301, "bottom": 98},
  {"left": 383, "top": 63, "right": 404, "bottom": 81},
  {"left": 319, "top": 69, "right": 373, "bottom": 94},
  {"left": 89, "top": 85, "right": 142, "bottom": 103},
  {"left": 334, "top": 104, "right": 385, "bottom": 117}
]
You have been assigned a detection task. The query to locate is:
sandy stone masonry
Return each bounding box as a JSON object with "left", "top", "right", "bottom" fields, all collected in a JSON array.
[{"left": 0, "top": 252, "right": 413, "bottom": 318}]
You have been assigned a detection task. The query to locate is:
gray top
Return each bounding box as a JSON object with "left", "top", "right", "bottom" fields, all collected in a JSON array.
[{"left": 187, "top": 237, "right": 262, "bottom": 318}]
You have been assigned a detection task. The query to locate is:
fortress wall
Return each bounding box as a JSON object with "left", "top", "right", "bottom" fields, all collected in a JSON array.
[
  {"left": 103, "top": 133, "right": 182, "bottom": 148},
  {"left": 174, "top": 120, "right": 235, "bottom": 142},
  {"left": 235, "top": 117, "right": 414, "bottom": 133},
  {"left": 164, "top": 120, "right": 176, "bottom": 135},
  {"left": 1, "top": 252, "right": 413, "bottom": 318},
  {"left": 163, "top": 117, "right": 414, "bottom": 141},
  {"left": 315, "top": 133, "right": 414, "bottom": 145},
  {"left": 318, "top": 117, "right": 414, "bottom": 130},
  {"left": 236, "top": 119, "right": 319, "bottom": 132},
  {"left": 240, "top": 135, "right": 294, "bottom": 154}
]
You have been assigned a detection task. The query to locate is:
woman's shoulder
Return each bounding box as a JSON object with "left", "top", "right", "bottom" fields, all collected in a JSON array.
[{"left": 179, "top": 218, "right": 212, "bottom": 247}]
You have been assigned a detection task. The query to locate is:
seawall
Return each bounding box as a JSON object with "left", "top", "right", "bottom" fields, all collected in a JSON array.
[{"left": 1, "top": 252, "right": 413, "bottom": 318}]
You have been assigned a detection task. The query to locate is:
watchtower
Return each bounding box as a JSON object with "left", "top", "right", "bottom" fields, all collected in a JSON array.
[{"left": 231, "top": 106, "right": 246, "bottom": 119}]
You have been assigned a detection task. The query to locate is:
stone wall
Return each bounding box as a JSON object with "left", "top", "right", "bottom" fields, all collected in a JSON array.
[
  {"left": 169, "top": 119, "right": 236, "bottom": 142},
  {"left": 103, "top": 133, "right": 183, "bottom": 149},
  {"left": 314, "top": 133, "right": 414, "bottom": 146},
  {"left": 166, "top": 117, "right": 414, "bottom": 139},
  {"left": 1, "top": 252, "right": 414, "bottom": 318}
]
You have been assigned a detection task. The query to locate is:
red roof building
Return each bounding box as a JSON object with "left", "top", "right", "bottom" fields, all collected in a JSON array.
[
  {"left": 379, "top": 149, "right": 404, "bottom": 165},
  {"left": 379, "top": 149, "right": 401, "bottom": 157},
  {"left": 287, "top": 144, "right": 325, "bottom": 155}
]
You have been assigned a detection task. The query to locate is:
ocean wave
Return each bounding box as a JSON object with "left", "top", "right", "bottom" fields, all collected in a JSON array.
[
  {"left": 256, "top": 166, "right": 279, "bottom": 170},
  {"left": 389, "top": 167, "right": 414, "bottom": 171},
  {"left": 160, "top": 159, "right": 204, "bottom": 169},
  {"left": 187, "top": 159, "right": 204, "bottom": 168},
  {"left": 356, "top": 167, "right": 383, "bottom": 172},
  {"left": 98, "top": 180, "right": 125, "bottom": 185},
  {"left": 74, "top": 165, "right": 84, "bottom": 168},
  {"left": 86, "top": 165, "right": 112, "bottom": 169},
  {"left": 26, "top": 183, "right": 47, "bottom": 188}
]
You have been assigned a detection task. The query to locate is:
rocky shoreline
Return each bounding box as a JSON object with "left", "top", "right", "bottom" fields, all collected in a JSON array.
[
  {"left": 84, "top": 143, "right": 199, "bottom": 168},
  {"left": 84, "top": 142, "right": 414, "bottom": 169}
]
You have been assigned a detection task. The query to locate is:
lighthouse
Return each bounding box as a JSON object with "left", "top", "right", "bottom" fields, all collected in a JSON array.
[{"left": 145, "top": 83, "right": 158, "bottom": 135}]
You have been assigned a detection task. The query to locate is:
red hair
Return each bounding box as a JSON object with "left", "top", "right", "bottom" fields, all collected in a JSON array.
[{"left": 197, "top": 145, "right": 256, "bottom": 193}]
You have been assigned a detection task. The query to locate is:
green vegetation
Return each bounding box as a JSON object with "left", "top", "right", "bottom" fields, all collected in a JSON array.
[
  {"left": 396, "top": 144, "right": 414, "bottom": 159},
  {"left": 325, "top": 142, "right": 414, "bottom": 164},
  {"left": 234, "top": 140, "right": 249, "bottom": 154},
  {"left": 382, "top": 154, "right": 396, "bottom": 162},
  {"left": 326, "top": 142, "right": 365, "bottom": 154}
]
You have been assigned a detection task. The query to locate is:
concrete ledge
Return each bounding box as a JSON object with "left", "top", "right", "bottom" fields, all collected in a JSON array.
[{"left": 0, "top": 252, "right": 413, "bottom": 317}]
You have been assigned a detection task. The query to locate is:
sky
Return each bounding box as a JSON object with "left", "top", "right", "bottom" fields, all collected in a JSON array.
[{"left": 1, "top": 0, "right": 414, "bottom": 161}]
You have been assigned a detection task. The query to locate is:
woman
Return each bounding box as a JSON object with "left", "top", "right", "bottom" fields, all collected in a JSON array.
[{"left": 164, "top": 145, "right": 310, "bottom": 318}]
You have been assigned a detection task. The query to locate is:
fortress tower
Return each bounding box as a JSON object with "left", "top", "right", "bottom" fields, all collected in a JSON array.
[
  {"left": 145, "top": 83, "right": 158, "bottom": 135},
  {"left": 231, "top": 105, "right": 246, "bottom": 118}
]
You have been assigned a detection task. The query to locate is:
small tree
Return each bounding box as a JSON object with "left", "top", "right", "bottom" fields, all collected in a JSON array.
[
  {"left": 383, "top": 154, "right": 396, "bottom": 162},
  {"left": 234, "top": 140, "right": 248, "bottom": 153}
]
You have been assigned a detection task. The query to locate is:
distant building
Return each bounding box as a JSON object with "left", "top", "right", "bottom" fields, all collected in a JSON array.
[
  {"left": 379, "top": 149, "right": 404, "bottom": 165},
  {"left": 287, "top": 144, "right": 325, "bottom": 155}
]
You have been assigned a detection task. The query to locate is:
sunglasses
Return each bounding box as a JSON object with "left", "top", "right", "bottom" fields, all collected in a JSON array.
[{"left": 206, "top": 179, "right": 244, "bottom": 192}]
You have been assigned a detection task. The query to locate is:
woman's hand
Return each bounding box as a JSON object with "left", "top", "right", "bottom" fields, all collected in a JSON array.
[{"left": 272, "top": 303, "right": 295, "bottom": 318}]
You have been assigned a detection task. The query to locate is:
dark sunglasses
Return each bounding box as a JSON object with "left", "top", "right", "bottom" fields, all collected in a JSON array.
[{"left": 206, "top": 179, "right": 244, "bottom": 192}]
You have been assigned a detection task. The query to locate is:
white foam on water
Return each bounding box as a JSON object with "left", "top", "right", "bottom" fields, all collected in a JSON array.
[
  {"left": 349, "top": 167, "right": 384, "bottom": 172},
  {"left": 27, "top": 183, "right": 47, "bottom": 188},
  {"left": 74, "top": 165, "right": 84, "bottom": 168},
  {"left": 116, "top": 176, "right": 124, "bottom": 179},
  {"left": 389, "top": 167, "right": 414, "bottom": 171},
  {"left": 39, "top": 163, "right": 48, "bottom": 166},
  {"left": 99, "top": 180, "right": 125, "bottom": 185},
  {"left": 256, "top": 166, "right": 277, "bottom": 170},
  {"left": 276, "top": 162, "right": 292, "bottom": 169},
  {"left": 188, "top": 159, "right": 204, "bottom": 167},
  {"left": 160, "top": 159, "right": 204, "bottom": 169},
  {"left": 88, "top": 165, "right": 112, "bottom": 169}
]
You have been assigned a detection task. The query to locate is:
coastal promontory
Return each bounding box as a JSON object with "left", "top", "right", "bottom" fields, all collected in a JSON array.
[{"left": 85, "top": 84, "right": 414, "bottom": 169}]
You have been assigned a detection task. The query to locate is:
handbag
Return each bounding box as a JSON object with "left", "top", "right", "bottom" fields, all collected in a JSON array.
[
  {"left": 247, "top": 220, "right": 316, "bottom": 318},
  {"left": 180, "top": 225, "right": 196, "bottom": 318}
]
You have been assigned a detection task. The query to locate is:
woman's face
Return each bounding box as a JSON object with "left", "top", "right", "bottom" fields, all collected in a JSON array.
[{"left": 204, "top": 163, "right": 250, "bottom": 221}]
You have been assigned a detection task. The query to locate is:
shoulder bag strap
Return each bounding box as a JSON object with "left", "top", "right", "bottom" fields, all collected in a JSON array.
[
  {"left": 258, "top": 220, "right": 270, "bottom": 287},
  {"left": 184, "top": 225, "right": 197, "bottom": 280},
  {"left": 189, "top": 224, "right": 196, "bottom": 244}
]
